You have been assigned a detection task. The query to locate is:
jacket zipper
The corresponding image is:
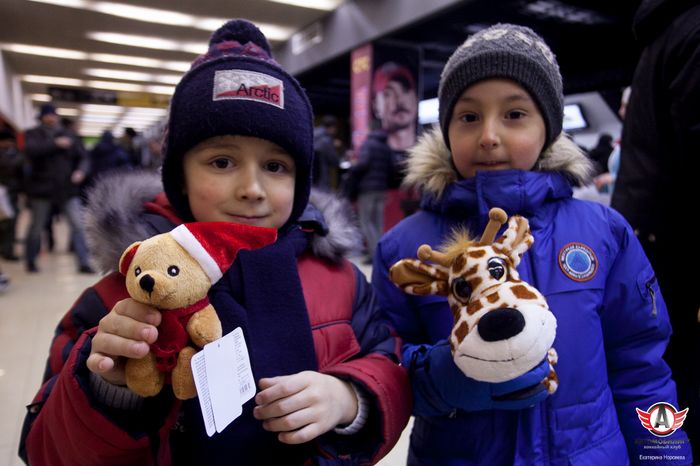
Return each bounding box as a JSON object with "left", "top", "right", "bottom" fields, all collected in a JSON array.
[{"left": 524, "top": 253, "right": 552, "bottom": 464}]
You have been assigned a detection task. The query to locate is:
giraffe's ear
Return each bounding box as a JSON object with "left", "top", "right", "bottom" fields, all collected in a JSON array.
[
  {"left": 496, "top": 216, "right": 533, "bottom": 267},
  {"left": 390, "top": 259, "right": 450, "bottom": 296}
]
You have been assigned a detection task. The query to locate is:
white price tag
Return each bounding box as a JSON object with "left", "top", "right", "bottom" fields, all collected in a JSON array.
[{"left": 191, "top": 328, "right": 255, "bottom": 436}]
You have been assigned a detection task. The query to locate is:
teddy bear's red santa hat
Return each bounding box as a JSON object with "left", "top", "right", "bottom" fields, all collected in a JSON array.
[{"left": 169, "top": 222, "right": 277, "bottom": 282}]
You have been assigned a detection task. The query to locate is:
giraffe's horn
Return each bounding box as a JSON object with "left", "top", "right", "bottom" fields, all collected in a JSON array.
[
  {"left": 417, "top": 244, "right": 451, "bottom": 267},
  {"left": 480, "top": 208, "right": 508, "bottom": 245}
]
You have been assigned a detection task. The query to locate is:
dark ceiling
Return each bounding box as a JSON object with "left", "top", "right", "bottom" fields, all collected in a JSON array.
[{"left": 298, "top": 0, "right": 643, "bottom": 116}]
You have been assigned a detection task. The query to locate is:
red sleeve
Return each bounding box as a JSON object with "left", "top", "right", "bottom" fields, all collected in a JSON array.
[
  {"left": 322, "top": 355, "right": 411, "bottom": 462},
  {"left": 300, "top": 256, "right": 412, "bottom": 464},
  {"left": 46, "top": 272, "right": 129, "bottom": 381},
  {"left": 26, "top": 332, "right": 178, "bottom": 466}
]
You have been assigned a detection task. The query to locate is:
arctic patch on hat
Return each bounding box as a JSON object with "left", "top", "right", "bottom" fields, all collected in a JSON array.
[{"left": 213, "top": 69, "right": 284, "bottom": 109}]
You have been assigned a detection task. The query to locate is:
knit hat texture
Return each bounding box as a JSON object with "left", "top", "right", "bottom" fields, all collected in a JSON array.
[
  {"left": 162, "top": 19, "right": 314, "bottom": 228},
  {"left": 438, "top": 23, "right": 563, "bottom": 150}
]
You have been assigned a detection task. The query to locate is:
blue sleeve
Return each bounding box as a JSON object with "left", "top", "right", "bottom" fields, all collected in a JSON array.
[
  {"left": 372, "top": 236, "right": 452, "bottom": 416},
  {"left": 350, "top": 265, "right": 399, "bottom": 360},
  {"left": 601, "top": 209, "right": 692, "bottom": 464}
]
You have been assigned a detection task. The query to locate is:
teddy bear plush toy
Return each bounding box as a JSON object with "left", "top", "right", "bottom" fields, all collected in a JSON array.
[
  {"left": 389, "top": 208, "right": 559, "bottom": 394},
  {"left": 118, "top": 222, "right": 277, "bottom": 400}
]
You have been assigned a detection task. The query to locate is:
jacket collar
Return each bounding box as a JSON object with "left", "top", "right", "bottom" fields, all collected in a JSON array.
[
  {"left": 421, "top": 169, "right": 573, "bottom": 223},
  {"left": 403, "top": 125, "right": 592, "bottom": 203}
]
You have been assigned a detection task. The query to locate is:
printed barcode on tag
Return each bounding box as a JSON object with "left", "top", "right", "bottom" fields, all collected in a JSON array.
[{"left": 240, "top": 382, "right": 251, "bottom": 395}]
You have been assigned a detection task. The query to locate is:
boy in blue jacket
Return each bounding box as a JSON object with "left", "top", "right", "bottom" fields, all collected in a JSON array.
[
  {"left": 21, "top": 19, "right": 410, "bottom": 466},
  {"left": 372, "top": 23, "right": 692, "bottom": 465}
]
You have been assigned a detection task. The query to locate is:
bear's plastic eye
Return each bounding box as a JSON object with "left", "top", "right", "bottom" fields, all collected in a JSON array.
[
  {"left": 134, "top": 266, "right": 141, "bottom": 277},
  {"left": 451, "top": 277, "right": 472, "bottom": 303},
  {"left": 167, "top": 266, "right": 180, "bottom": 277},
  {"left": 487, "top": 257, "right": 507, "bottom": 280}
]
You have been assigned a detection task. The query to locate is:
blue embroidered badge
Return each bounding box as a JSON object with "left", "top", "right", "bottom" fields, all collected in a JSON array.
[{"left": 558, "top": 243, "right": 597, "bottom": 282}]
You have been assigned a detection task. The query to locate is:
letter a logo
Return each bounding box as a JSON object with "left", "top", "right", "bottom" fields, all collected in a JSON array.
[{"left": 636, "top": 402, "right": 688, "bottom": 437}]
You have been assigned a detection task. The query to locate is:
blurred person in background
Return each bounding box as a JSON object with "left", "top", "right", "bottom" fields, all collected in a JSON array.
[
  {"left": 612, "top": 0, "right": 700, "bottom": 457},
  {"left": 23, "top": 105, "right": 94, "bottom": 273},
  {"left": 587, "top": 133, "right": 614, "bottom": 176},
  {"left": 85, "top": 130, "right": 130, "bottom": 190},
  {"left": 120, "top": 127, "right": 144, "bottom": 168},
  {"left": 312, "top": 115, "right": 341, "bottom": 191},
  {"left": 592, "top": 87, "right": 630, "bottom": 196},
  {"left": 0, "top": 128, "right": 23, "bottom": 261}
]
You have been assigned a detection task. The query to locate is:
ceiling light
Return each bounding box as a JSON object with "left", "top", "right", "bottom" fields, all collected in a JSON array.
[
  {"left": 57, "top": 107, "right": 80, "bottom": 116},
  {"left": 83, "top": 68, "right": 182, "bottom": 85},
  {"left": 84, "top": 68, "right": 152, "bottom": 82},
  {"left": 145, "top": 85, "right": 176, "bottom": 95},
  {"left": 265, "top": 0, "right": 343, "bottom": 11},
  {"left": 31, "top": 93, "right": 52, "bottom": 102},
  {"left": 29, "top": 0, "right": 87, "bottom": 7},
  {"left": 2, "top": 43, "right": 191, "bottom": 72},
  {"left": 92, "top": 2, "right": 195, "bottom": 27},
  {"left": 23, "top": 75, "right": 84, "bottom": 86},
  {"left": 29, "top": 0, "right": 294, "bottom": 39},
  {"left": 521, "top": 0, "right": 609, "bottom": 24},
  {"left": 80, "top": 104, "right": 124, "bottom": 113},
  {"left": 124, "top": 107, "right": 168, "bottom": 115},
  {"left": 89, "top": 53, "right": 190, "bottom": 72},
  {"left": 86, "top": 80, "right": 145, "bottom": 92},
  {"left": 87, "top": 32, "right": 182, "bottom": 52},
  {"left": 0, "top": 44, "right": 87, "bottom": 60},
  {"left": 81, "top": 114, "right": 118, "bottom": 123}
]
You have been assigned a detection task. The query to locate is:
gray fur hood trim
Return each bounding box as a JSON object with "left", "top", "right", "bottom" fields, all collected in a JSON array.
[
  {"left": 306, "top": 190, "right": 363, "bottom": 263},
  {"left": 403, "top": 125, "right": 593, "bottom": 200},
  {"left": 85, "top": 171, "right": 361, "bottom": 273},
  {"left": 85, "top": 170, "right": 164, "bottom": 273}
]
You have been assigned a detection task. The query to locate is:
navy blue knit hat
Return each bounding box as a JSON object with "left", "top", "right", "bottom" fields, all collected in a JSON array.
[{"left": 162, "top": 19, "right": 314, "bottom": 227}]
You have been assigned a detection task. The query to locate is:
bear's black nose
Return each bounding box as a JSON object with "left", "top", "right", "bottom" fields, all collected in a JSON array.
[
  {"left": 477, "top": 308, "right": 525, "bottom": 342},
  {"left": 139, "top": 274, "right": 155, "bottom": 293}
]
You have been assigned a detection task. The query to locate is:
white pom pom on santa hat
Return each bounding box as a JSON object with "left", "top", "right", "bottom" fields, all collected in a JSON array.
[{"left": 169, "top": 222, "right": 277, "bottom": 283}]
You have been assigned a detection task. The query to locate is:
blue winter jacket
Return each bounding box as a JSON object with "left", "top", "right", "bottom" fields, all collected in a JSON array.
[{"left": 372, "top": 128, "right": 693, "bottom": 466}]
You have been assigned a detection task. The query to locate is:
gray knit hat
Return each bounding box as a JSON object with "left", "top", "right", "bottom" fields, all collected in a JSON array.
[{"left": 438, "top": 24, "right": 563, "bottom": 150}]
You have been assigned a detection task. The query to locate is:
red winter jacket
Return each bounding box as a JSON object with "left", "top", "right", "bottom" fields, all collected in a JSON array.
[{"left": 20, "top": 174, "right": 411, "bottom": 466}]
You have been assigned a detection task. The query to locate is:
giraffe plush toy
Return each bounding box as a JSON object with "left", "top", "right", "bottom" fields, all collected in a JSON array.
[{"left": 390, "top": 208, "right": 558, "bottom": 394}]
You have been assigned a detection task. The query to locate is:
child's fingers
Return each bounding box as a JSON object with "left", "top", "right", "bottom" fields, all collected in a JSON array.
[
  {"left": 253, "top": 391, "right": 309, "bottom": 420},
  {"left": 113, "top": 298, "right": 161, "bottom": 326},
  {"left": 91, "top": 332, "right": 150, "bottom": 359},
  {"left": 261, "top": 406, "right": 316, "bottom": 433},
  {"left": 256, "top": 373, "right": 309, "bottom": 405},
  {"left": 86, "top": 352, "right": 114, "bottom": 373},
  {"left": 277, "top": 423, "right": 323, "bottom": 445},
  {"left": 98, "top": 311, "right": 158, "bottom": 343}
]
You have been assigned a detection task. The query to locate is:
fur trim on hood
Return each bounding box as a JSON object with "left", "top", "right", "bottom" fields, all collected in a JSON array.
[
  {"left": 403, "top": 125, "right": 593, "bottom": 200},
  {"left": 85, "top": 171, "right": 362, "bottom": 273},
  {"left": 306, "top": 190, "right": 363, "bottom": 263}
]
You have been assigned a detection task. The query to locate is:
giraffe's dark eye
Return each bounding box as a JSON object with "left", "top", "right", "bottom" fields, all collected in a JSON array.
[
  {"left": 451, "top": 277, "right": 472, "bottom": 303},
  {"left": 134, "top": 266, "right": 141, "bottom": 277},
  {"left": 167, "top": 266, "right": 180, "bottom": 277},
  {"left": 487, "top": 257, "right": 507, "bottom": 280}
]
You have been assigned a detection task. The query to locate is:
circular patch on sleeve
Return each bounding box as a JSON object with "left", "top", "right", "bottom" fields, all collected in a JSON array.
[{"left": 558, "top": 243, "right": 597, "bottom": 282}]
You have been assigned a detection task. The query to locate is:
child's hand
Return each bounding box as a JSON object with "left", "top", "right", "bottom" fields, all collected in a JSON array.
[
  {"left": 253, "top": 371, "right": 358, "bottom": 444},
  {"left": 86, "top": 298, "right": 160, "bottom": 386}
]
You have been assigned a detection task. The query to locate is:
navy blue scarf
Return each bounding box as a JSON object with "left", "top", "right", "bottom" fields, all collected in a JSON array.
[{"left": 173, "top": 226, "right": 320, "bottom": 465}]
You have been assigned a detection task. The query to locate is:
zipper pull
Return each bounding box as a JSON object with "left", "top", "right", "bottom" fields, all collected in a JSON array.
[{"left": 646, "top": 278, "right": 657, "bottom": 317}]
